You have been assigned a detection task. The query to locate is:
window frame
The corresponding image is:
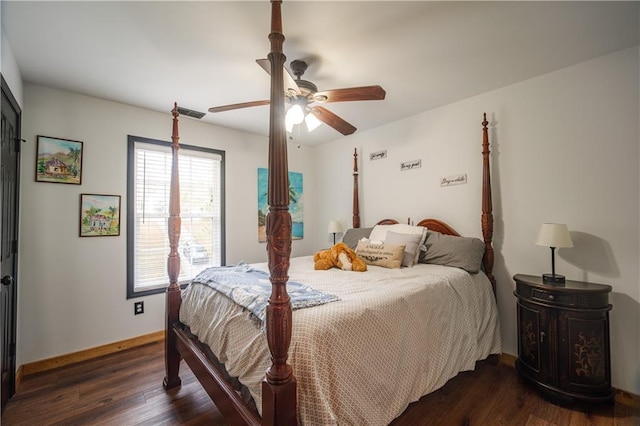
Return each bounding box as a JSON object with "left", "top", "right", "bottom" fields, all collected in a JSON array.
[{"left": 126, "top": 135, "right": 225, "bottom": 299}]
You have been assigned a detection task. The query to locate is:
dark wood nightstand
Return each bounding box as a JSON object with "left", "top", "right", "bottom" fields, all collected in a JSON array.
[{"left": 513, "top": 273, "right": 613, "bottom": 404}]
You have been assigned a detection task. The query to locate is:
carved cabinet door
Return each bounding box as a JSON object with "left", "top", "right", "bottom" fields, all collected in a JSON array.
[
  {"left": 517, "top": 302, "right": 542, "bottom": 374},
  {"left": 559, "top": 310, "right": 611, "bottom": 396}
]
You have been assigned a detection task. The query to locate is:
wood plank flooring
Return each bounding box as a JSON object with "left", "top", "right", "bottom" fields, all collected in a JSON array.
[{"left": 2, "top": 341, "right": 638, "bottom": 425}]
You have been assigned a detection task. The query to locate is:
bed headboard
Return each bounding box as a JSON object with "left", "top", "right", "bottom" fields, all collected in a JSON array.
[
  {"left": 416, "top": 219, "right": 460, "bottom": 236},
  {"left": 375, "top": 218, "right": 458, "bottom": 236},
  {"left": 375, "top": 218, "right": 460, "bottom": 236}
]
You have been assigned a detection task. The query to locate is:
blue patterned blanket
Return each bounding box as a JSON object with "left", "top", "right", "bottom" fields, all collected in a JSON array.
[{"left": 193, "top": 263, "right": 340, "bottom": 324}]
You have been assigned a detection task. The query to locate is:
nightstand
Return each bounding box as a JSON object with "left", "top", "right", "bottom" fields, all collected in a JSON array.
[{"left": 513, "top": 273, "right": 613, "bottom": 404}]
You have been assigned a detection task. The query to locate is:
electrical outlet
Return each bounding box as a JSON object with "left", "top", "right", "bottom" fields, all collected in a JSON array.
[{"left": 134, "top": 301, "right": 144, "bottom": 315}]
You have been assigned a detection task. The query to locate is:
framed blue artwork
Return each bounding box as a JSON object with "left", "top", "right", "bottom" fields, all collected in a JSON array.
[{"left": 257, "top": 168, "right": 303, "bottom": 242}]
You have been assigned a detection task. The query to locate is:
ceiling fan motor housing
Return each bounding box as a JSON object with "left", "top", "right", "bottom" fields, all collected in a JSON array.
[
  {"left": 290, "top": 60, "right": 318, "bottom": 98},
  {"left": 290, "top": 59, "right": 308, "bottom": 78}
]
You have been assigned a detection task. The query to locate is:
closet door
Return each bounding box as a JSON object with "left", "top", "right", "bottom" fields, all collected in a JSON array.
[{"left": 1, "top": 75, "right": 21, "bottom": 412}]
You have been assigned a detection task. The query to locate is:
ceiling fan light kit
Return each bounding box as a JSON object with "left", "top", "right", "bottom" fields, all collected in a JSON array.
[
  {"left": 304, "top": 113, "right": 322, "bottom": 132},
  {"left": 208, "top": 58, "right": 386, "bottom": 136},
  {"left": 285, "top": 104, "right": 304, "bottom": 132}
]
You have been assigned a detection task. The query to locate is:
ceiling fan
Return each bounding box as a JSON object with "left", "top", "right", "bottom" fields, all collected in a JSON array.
[{"left": 208, "top": 59, "right": 386, "bottom": 136}]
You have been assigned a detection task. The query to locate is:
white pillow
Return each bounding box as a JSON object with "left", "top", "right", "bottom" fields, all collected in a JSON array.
[
  {"left": 369, "top": 223, "right": 423, "bottom": 241},
  {"left": 369, "top": 224, "right": 428, "bottom": 265},
  {"left": 368, "top": 224, "right": 393, "bottom": 242}
]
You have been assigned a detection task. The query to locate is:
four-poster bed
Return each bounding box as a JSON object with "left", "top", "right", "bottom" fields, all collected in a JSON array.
[{"left": 163, "top": 1, "right": 499, "bottom": 424}]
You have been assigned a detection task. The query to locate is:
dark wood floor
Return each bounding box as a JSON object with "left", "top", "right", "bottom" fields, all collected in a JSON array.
[{"left": 2, "top": 341, "right": 638, "bottom": 425}]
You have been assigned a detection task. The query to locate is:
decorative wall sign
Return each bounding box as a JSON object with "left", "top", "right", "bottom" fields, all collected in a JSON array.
[
  {"left": 36, "top": 135, "right": 83, "bottom": 184},
  {"left": 400, "top": 159, "right": 421, "bottom": 171},
  {"left": 440, "top": 173, "right": 468, "bottom": 187},
  {"left": 79, "top": 194, "right": 121, "bottom": 237},
  {"left": 369, "top": 150, "right": 387, "bottom": 161},
  {"left": 257, "top": 168, "right": 303, "bottom": 243}
]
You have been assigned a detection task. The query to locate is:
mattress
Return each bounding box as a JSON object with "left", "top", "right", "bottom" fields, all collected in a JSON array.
[{"left": 180, "top": 255, "right": 502, "bottom": 425}]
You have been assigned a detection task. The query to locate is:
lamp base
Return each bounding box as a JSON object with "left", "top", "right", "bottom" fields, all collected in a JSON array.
[{"left": 542, "top": 273, "right": 566, "bottom": 285}]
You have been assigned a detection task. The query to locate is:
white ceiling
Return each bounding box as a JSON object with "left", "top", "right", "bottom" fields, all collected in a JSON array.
[{"left": 2, "top": 1, "right": 638, "bottom": 146}]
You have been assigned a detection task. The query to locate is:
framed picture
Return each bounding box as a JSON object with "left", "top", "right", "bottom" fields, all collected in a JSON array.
[
  {"left": 36, "top": 135, "right": 83, "bottom": 184},
  {"left": 257, "top": 167, "right": 303, "bottom": 243},
  {"left": 79, "top": 194, "right": 121, "bottom": 237}
]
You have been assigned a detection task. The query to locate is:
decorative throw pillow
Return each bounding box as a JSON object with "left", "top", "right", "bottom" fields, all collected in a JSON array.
[
  {"left": 342, "top": 227, "right": 373, "bottom": 250},
  {"left": 419, "top": 230, "right": 485, "bottom": 273},
  {"left": 369, "top": 224, "right": 428, "bottom": 264},
  {"left": 384, "top": 231, "right": 423, "bottom": 267},
  {"left": 355, "top": 241, "right": 406, "bottom": 269}
]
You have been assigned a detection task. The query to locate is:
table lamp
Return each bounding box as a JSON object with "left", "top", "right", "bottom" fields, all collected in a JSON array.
[
  {"left": 535, "top": 223, "right": 573, "bottom": 284},
  {"left": 328, "top": 220, "right": 343, "bottom": 245}
]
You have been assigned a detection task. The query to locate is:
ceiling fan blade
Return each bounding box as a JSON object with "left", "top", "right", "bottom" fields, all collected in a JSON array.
[
  {"left": 310, "top": 106, "right": 357, "bottom": 136},
  {"left": 313, "top": 85, "right": 386, "bottom": 103},
  {"left": 208, "top": 100, "right": 270, "bottom": 113},
  {"left": 256, "top": 59, "right": 301, "bottom": 95}
]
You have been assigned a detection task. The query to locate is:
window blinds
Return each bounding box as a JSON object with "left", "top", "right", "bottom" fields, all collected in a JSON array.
[{"left": 133, "top": 141, "right": 222, "bottom": 292}]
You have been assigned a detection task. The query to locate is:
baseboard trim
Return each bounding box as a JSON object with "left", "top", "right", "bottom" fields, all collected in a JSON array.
[
  {"left": 20, "top": 330, "right": 164, "bottom": 377},
  {"left": 498, "top": 352, "right": 516, "bottom": 367},
  {"left": 612, "top": 389, "right": 640, "bottom": 409},
  {"left": 498, "top": 352, "right": 640, "bottom": 409},
  {"left": 15, "top": 364, "right": 23, "bottom": 388}
]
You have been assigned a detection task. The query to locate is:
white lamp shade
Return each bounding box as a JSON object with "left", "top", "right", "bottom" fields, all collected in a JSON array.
[
  {"left": 305, "top": 112, "right": 322, "bottom": 132},
  {"left": 286, "top": 104, "right": 305, "bottom": 125},
  {"left": 327, "top": 220, "right": 343, "bottom": 234},
  {"left": 285, "top": 115, "right": 295, "bottom": 132},
  {"left": 535, "top": 223, "right": 573, "bottom": 248}
]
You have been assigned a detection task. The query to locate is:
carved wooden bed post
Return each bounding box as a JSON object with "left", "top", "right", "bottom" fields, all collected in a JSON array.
[
  {"left": 262, "top": 1, "right": 297, "bottom": 425},
  {"left": 352, "top": 148, "right": 360, "bottom": 229},
  {"left": 480, "top": 113, "right": 495, "bottom": 293},
  {"left": 163, "top": 103, "right": 182, "bottom": 390}
]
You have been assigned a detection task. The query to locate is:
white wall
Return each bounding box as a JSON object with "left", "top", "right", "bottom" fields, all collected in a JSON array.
[
  {"left": 316, "top": 47, "right": 640, "bottom": 395},
  {"left": 17, "top": 84, "right": 318, "bottom": 365},
  {"left": 1, "top": 28, "right": 24, "bottom": 107}
]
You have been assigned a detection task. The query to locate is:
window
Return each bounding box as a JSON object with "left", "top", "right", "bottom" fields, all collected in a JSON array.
[{"left": 127, "top": 135, "right": 225, "bottom": 298}]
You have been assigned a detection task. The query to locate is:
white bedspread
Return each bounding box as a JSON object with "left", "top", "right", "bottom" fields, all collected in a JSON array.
[{"left": 180, "top": 256, "right": 502, "bottom": 425}]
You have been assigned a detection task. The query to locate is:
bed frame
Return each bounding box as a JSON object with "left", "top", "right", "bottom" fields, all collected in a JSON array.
[{"left": 163, "top": 1, "right": 494, "bottom": 424}]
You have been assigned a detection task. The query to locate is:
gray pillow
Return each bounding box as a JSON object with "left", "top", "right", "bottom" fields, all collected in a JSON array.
[
  {"left": 384, "top": 231, "right": 423, "bottom": 267},
  {"left": 342, "top": 227, "right": 373, "bottom": 250},
  {"left": 419, "top": 230, "right": 485, "bottom": 273}
]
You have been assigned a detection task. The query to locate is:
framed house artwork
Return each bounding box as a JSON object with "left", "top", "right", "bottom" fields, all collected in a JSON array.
[
  {"left": 36, "top": 135, "right": 83, "bottom": 184},
  {"left": 79, "top": 194, "right": 121, "bottom": 237},
  {"left": 257, "top": 167, "right": 303, "bottom": 243}
]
